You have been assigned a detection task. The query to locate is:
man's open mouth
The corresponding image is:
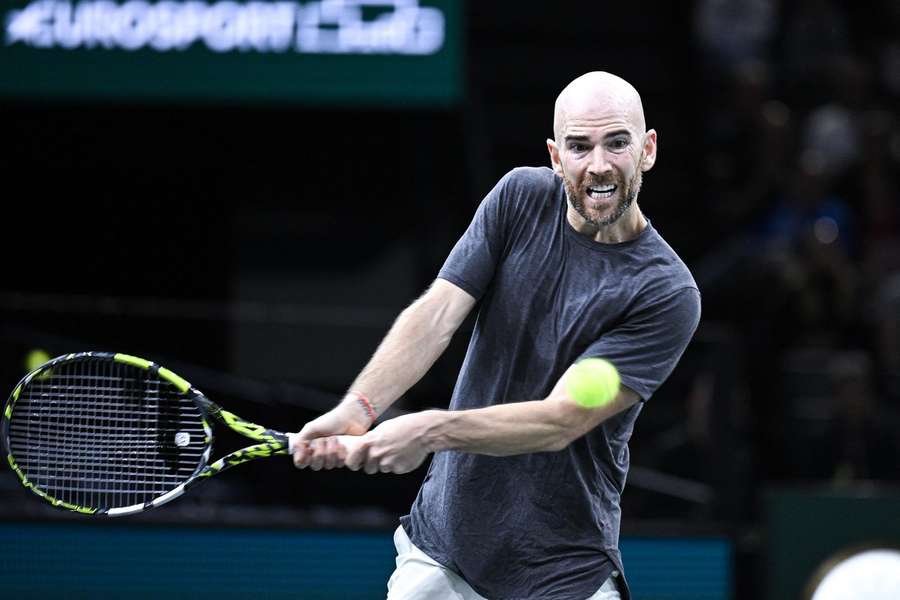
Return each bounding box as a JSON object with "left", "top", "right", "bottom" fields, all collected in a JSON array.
[{"left": 587, "top": 185, "right": 617, "bottom": 199}]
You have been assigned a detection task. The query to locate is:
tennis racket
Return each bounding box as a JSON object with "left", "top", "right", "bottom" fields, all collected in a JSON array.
[{"left": 1, "top": 351, "right": 357, "bottom": 516}]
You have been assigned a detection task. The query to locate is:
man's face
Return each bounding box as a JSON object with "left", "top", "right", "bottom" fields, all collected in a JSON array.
[
  {"left": 556, "top": 122, "right": 646, "bottom": 229},
  {"left": 547, "top": 72, "right": 657, "bottom": 238}
]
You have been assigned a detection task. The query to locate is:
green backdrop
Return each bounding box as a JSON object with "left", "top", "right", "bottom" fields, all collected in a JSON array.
[{"left": 0, "top": 0, "right": 462, "bottom": 106}]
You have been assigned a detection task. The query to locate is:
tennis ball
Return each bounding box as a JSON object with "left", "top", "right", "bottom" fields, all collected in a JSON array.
[
  {"left": 25, "top": 349, "right": 51, "bottom": 373},
  {"left": 566, "top": 358, "right": 620, "bottom": 408}
]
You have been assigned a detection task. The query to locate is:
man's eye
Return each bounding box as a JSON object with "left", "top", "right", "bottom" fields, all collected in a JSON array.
[
  {"left": 609, "top": 139, "right": 629, "bottom": 150},
  {"left": 569, "top": 144, "right": 589, "bottom": 152}
]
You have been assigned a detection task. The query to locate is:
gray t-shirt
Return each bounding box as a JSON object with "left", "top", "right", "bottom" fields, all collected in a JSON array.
[{"left": 400, "top": 166, "right": 701, "bottom": 600}]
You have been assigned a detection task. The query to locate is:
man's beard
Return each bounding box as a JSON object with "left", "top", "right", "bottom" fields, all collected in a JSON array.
[{"left": 564, "top": 168, "right": 642, "bottom": 228}]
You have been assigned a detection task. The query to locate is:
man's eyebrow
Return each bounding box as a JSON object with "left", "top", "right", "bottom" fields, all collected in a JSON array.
[
  {"left": 563, "top": 134, "right": 591, "bottom": 142},
  {"left": 604, "top": 130, "right": 631, "bottom": 140}
]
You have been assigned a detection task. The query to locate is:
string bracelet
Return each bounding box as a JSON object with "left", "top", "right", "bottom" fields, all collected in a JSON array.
[{"left": 350, "top": 390, "right": 377, "bottom": 423}]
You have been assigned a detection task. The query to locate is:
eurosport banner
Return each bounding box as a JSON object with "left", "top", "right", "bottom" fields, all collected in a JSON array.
[{"left": 0, "top": 0, "right": 461, "bottom": 105}]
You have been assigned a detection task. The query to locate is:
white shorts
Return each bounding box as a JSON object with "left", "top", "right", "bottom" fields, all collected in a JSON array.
[{"left": 386, "top": 525, "right": 621, "bottom": 600}]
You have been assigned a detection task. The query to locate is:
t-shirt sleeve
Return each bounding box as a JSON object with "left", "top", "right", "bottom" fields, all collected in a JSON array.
[
  {"left": 580, "top": 286, "right": 701, "bottom": 401},
  {"left": 437, "top": 172, "right": 512, "bottom": 300}
]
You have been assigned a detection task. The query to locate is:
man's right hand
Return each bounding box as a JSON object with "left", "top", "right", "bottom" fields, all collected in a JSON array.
[{"left": 289, "top": 394, "right": 373, "bottom": 470}]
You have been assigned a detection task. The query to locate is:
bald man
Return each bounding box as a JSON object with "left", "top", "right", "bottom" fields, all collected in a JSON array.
[{"left": 290, "top": 72, "right": 701, "bottom": 600}]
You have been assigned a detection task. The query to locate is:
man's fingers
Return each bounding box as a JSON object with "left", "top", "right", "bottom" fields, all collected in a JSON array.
[
  {"left": 303, "top": 436, "right": 355, "bottom": 471},
  {"left": 322, "top": 438, "right": 337, "bottom": 470},
  {"left": 291, "top": 440, "right": 313, "bottom": 469},
  {"left": 309, "top": 438, "right": 328, "bottom": 471},
  {"left": 344, "top": 437, "right": 369, "bottom": 471},
  {"left": 291, "top": 434, "right": 370, "bottom": 471},
  {"left": 323, "top": 437, "right": 345, "bottom": 470},
  {"left": 364, "top": 449, "right": 383, "bottom": 475}
]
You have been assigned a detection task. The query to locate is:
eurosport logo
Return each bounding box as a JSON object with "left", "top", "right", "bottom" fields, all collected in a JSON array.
[{"left": 4, "top": 0, "right": 446, "bottom": 55}]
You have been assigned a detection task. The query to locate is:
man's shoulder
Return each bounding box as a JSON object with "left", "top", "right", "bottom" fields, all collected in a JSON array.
[
  {"left": 490, "top": 166, "right": 561, "bottom": 219},
  {"left": 500, "top": 166, "right": 558, "bottom": 192},
  {"left": 641, "top": 225, "right": 700, "bottom": 295}
]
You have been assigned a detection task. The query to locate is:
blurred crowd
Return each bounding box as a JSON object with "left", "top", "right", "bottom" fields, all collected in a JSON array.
[{"left": 642, "top": 0, "right": 900, "bottom": 522}]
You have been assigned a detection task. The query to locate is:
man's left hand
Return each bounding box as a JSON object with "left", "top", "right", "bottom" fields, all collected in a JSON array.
[{"left": 346, "top": 411, "right": 436, "bottom": 474}]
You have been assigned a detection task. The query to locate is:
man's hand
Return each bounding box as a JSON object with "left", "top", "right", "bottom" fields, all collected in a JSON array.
[
  {"left": 346, "top": 411, "right": 436, "bottom": 475},
  {"left": 290, "top": 395, "right": 373, "bottom": 470}
]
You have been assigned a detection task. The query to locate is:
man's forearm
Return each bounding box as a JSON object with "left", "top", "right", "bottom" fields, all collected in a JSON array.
[
  {"left": 349, "top": 283, "right": 472, "bottom": 415},
  {"left": 418, "top": 387, "right": 641, "bottom": 456}
]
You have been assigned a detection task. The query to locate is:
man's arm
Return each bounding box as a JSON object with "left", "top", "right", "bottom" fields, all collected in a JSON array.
[
  {"left": 346, "top": 278, "right": 477, "bottom": 417},
  {"left": 422, "top": 376, "right": 640, "bottom": 455},
  {"left": 341, "top": 368, "right": 642, "bottom": 474},
  {"left": 291, "top": 278, "right": 476, "bottom": 469}
]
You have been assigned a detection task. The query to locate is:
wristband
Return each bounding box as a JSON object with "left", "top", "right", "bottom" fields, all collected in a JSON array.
[{"left": 350, "top": 390, "right": 377, "bottom": 423}]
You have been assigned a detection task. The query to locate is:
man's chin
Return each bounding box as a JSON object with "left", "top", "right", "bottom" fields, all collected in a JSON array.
[
  {"left": 575, "top": 210, "right": 611, "bottom": 228},
  {"left": 581, "top": 202, "right": 619, "bottom": 226}
]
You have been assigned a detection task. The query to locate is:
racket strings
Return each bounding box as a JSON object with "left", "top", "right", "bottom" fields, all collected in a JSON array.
[{"left": 8, "top": 359, "right": 207, "bottom": 510}]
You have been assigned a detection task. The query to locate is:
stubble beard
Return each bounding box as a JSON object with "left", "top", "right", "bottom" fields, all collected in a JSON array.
[{"left": 564, "top": 167, "right": 643, "bottom": 228}]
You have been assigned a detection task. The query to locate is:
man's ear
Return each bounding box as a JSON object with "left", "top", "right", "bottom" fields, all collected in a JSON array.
[
  {"left": 640, "top": 129, "right": 658, "bottom": 172},
  {"left": 547, "top": 138, "right": 563, "bottom": 175}
]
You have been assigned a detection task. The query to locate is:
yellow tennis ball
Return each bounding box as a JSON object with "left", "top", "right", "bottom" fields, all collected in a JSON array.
[
  {"left": 566, "top": 358, "right": 620, "bottom": 408},
  {"left": 25, "top": 349, "right": 51, "bottom": 373}
]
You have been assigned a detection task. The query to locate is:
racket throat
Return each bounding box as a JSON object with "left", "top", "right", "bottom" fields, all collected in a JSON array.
[{"left": 199, "top": 439, "right": 290, "bottom": 479}]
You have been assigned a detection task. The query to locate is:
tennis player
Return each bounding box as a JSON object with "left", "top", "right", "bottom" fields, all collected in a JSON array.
[{"left": 291, "top": 71, "right": 701, "bottom": 600}]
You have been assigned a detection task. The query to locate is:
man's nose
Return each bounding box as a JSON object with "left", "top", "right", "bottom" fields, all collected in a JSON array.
[{"left": 587, "top": 148, "right": 612, "bottom": 176}]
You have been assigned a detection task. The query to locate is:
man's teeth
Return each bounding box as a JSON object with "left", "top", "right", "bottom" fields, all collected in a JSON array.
[{"left": 588, "top": 185, "right": 616, "bottom": 198}]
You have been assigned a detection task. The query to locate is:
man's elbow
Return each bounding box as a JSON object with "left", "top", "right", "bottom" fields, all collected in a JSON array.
[
  {"left": 545, "top": 391, "right": 635, "bottom": 451},
  {"left": 543, "top": 399, "right": 591, "bottom": 451}
]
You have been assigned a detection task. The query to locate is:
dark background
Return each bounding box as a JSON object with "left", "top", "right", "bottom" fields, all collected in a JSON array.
[{"left": 2, "top": 1, "right": 899, "bottom": 598}]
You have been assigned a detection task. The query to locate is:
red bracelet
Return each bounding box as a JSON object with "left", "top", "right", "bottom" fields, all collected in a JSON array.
[{"left": 351, "top": 390, "right": 377, "bottom": 423}]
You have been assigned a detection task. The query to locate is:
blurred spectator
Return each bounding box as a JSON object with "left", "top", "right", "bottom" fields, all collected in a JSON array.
[
  {"left": 857, "top": 110, "right": 900, "bottom": 278},
  {"left": 759, "top": 149, "right": 856, "bottom": 256},
  {"left": 694, "top": 0, "right": 779, "bottom": 77},
  {"left": 704, "top": 60, "right": 793, "bottom": 231},
  {"left": 870, "top": 274, "right": 900, "bottom": 401},
  {"left": 803, "top": 104, "right": 860, "bottom": 179},
  {"left": 668, "top": 348, "right": 753, "bottom": 521},
  {"left": 781, "top": 0, "right": 851, "bottom": 99},
  {"left": 800, "top": 54, "right": 875, "bottom": 195},
  {"left": 868, "top": 0, "right": 900, "bottom": 102},
  {"left": 820, "top": 351, "right": 899, "bottom": 483}
]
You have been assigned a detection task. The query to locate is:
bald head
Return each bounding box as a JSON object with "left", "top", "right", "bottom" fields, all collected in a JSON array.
[{"left": 553, "top": 72, "right": 646, "bottom": 141}]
